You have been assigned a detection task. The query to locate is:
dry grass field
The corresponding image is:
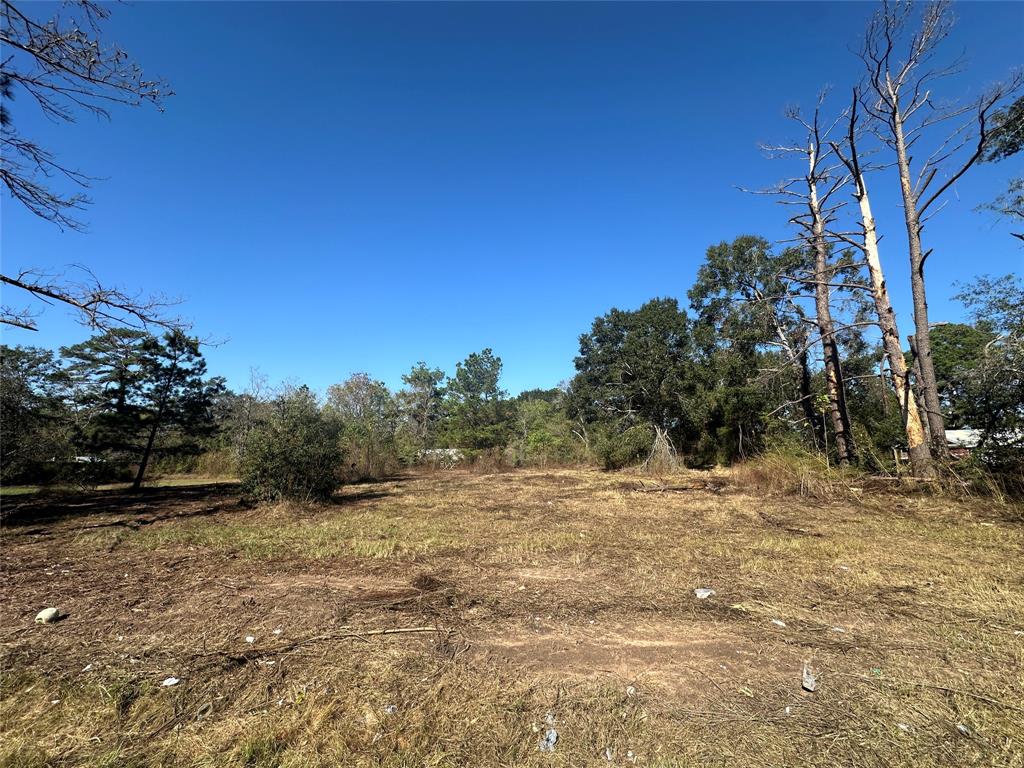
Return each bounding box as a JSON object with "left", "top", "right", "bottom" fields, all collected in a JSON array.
[{"left": 2, "top": 468, "right": 1023, "bottom": 767}]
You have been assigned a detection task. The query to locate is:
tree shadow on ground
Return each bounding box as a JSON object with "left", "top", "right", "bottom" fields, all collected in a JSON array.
[
  {"left": 1, "top": 483, "right": 243, "bottom": 528},
  {"left": 328, "top": 489, "right": 393, "bottom": 505},
  {"left": 2, "top": 479, "right": 400, "bottom": 529}
]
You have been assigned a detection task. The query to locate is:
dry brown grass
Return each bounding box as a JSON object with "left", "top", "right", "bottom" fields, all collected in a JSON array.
[{"left": 1, "top": 468, "right": 1023, "bottom": 767}]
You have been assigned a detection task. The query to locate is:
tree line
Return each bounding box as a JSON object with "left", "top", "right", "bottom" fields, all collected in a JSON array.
[
  {"left": 0, "top": 340, "right": 584, "bottom": 492},
  {"left": 4, "top": 264, "right": 1020, "bottom": 496}
]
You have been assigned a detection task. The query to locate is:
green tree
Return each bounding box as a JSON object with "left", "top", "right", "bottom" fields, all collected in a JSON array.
[
  {"left": 442, "top": 349, "right": 510, "bottom": 450},
  {"left": 688, "top": 236, "right": 820, "bottom": 455},
  {"left": 398, "top": 362, "right": 446, "bottom": 451},
  {"left": 983, "top": 95, "right": 1024, "bottom": 162},
  {"left": 948, "top": 276, "right": 1024, "bottom": 459},
  {"left": 0, "top": 345, "right": 73, "bottom": 483},
  {"left": 62, "top": 328, "right": 150, "bottom": 465},
  {"left": 130, "top": 332, "right": 224, "bottom": 489},
  {"left": 62, "top": 329, "right": 223, "bottom": 488},
  {"left": 927, "top": 323, "right": 998, "bottom": 428},
  {"left": 326, "top": 373, "right": 400, "bottom": 478},
  {"left": 508, "top": 389, "right": 581, "bottom": 466},
  {"left": 570, "top": 298, "right": 704, "bottom": 459}
]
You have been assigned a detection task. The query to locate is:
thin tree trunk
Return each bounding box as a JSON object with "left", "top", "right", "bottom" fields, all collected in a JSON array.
[
  {"left": 131, "top": 353, "right": 179, "bottom": 491},
  {"left": 852, "top": 168, "right": 933, "bottom": 477},
  {"left": 907, "top": 335, "right": 932, "bottom": 449},
  {"left": 132, "top": 400, "right": 164, "bottom": 490},
  {"left": 892, "top": 116, "right": 948, "bottom": 459},
  {"left": 808, "top": 169, "right": 855, "bottom": 466},
  {"left": 831, "top": 94, "right": 933, "bottom": 477}
]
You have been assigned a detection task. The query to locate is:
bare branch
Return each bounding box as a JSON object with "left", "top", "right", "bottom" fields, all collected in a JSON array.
[
  {"left": 0, "top": 0, "right": 172, "bottom": 229},
  {"left": 0, "top": 265, "right": 187, "bottom": 333}
]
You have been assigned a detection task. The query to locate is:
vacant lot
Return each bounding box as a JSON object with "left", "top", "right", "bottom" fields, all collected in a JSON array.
[{"left": 2, "top": 469, "right": 1022, "bottom": 767}]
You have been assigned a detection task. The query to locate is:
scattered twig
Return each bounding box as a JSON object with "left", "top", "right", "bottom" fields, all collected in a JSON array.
[
  {"left": 632, "top": 481, "right": 725, "bottom": 494},
  {"left": 839, "top": 673, "right": 1024, "bottom": 713}
]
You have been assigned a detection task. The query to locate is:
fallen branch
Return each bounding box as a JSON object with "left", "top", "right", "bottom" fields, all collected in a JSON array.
[{"left": 632, "top": 481, "right": 725, "bottom": 494}]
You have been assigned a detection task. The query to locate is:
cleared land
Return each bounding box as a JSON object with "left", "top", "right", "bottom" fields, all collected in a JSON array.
[{"left": 1, "top": 468, "right": 1022, "bottom": 767}]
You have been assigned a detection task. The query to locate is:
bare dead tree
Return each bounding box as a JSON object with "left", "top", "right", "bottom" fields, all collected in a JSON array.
[
  {"left": 1, "top": 1, "right": 179, "bottom": 332},
  {"left": 830, "top": 89, "right": 934, "bottom": 478},
  {"left": 858, "top": 0, "right": 1023, "bottom": 458},
  {"left": 754, "top": 100, "right": 859, "bottom": 466},
  {"left": 742, "top": 275, "right": 826, "bottom": 449}
]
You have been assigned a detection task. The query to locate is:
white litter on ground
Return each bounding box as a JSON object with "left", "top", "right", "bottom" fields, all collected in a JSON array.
[
  {"left": 35, "top": 607, "right": 60, "bottom": 624},
  {"left": 801, "top": 664, "right": 817, "bottom": 692},
  {"left": 538, "top": 729, "right": 558, "bottom": 752}
]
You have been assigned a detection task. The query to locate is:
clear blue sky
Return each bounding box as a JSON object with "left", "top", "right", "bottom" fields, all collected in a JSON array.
[{"left": 2, "top": 1, "right": 1022, "bottom": 395}]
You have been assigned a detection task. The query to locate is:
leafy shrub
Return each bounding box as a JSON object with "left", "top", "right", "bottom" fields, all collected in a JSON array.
[
  {"left": 506, "top": 399, "right": 585, "bottom": 467},
  {"left": 326, "top": 373, "right": 403, "bottom": 481},
  {"left": 592, "top": 423, "right": 654, "bottom": 470},
  {"left": 239, "top": 388, "right": 342, "bottom": 502}
]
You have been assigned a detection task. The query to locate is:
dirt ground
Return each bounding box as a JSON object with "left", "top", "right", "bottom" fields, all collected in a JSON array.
[{"left": 1, "top": 468, "right": 1023, "bottom": 767}]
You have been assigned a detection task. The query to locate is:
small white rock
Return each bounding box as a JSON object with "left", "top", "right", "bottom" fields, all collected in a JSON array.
[
  {"left": 694, "top": 588, "right": 716, "bottom": 600},
  {"left": 830, "top": 626, "right": 846, "bottom": 633},
  {"left": 273, "top": 628, "right": 283, "bottom": 635},
  {"left": 244, "top": 636, "right": 256, "bottom": 644},
  {"left": 81, "top": 663, "right": 94, "bottom": 672},
  {"left": 897, "top": 723, "right": 911, "bottom": 732},
  {"left": 35, "top": 607, "right": 60, "bottom": 624},
  {"left": 771, "top": 619, "right": 786, "bottom": 627},
  {"left": 161, "top": 677, "right": 180, "bottom": 687}
]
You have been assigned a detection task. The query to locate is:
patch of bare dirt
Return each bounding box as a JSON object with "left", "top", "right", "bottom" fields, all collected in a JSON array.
[{"left": 474, "top": 618, "right": 797, "bottom": 697}]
